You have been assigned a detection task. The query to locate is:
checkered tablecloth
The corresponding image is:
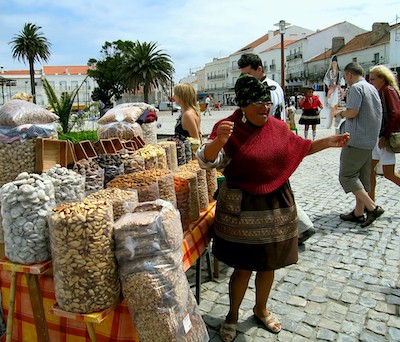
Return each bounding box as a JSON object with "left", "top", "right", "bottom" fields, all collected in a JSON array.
[{"left": 0, "top": 201, "right": 216, "bottom": 342}]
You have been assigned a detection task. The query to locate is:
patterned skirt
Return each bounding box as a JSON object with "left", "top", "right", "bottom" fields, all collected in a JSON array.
[
  {"left": 212, "top": 181, "right": 298, "bottom": 271},
  {"left": 299, "top": 109, "right": 320, "bottom": 125}
]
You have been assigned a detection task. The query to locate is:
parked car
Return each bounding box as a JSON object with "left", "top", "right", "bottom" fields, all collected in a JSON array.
[{"left": 158, "top": 101, "right": 181, "bottom": 112}]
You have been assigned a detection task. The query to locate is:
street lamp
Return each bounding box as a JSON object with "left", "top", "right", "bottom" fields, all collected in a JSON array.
[{"left": 274, "top": 20, "right": 291, "bottom": 97}]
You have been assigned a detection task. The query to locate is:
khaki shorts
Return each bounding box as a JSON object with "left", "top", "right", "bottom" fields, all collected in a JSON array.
[{"left": 339, "top": 145, "right": 373, "bottom": 193}]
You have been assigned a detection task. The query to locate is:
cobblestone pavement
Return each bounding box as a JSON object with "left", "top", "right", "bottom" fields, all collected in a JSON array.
[{"left": 157, "top": 108, "right": 400, "bottom": 342}]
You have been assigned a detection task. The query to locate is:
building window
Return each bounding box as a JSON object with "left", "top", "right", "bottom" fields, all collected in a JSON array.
[
  {"left": 71, "top": 81, "right": 79, "bottom": 89},
  {"left": 59, "top": 81, "right": 67, "bottom": 91},
  {"left": 374, "top": 53, "right": 379, "bottom": 64}
]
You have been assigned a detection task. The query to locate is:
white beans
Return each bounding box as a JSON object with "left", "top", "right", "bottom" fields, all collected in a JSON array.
[{"left": 1, "top": 172, "right": 55, "bottom": 264}]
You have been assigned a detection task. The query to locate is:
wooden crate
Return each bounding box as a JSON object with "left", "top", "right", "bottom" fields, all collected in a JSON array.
[
  {"left": 35, "top": 138, "right": 68, "bottom": 173},
  {"left": 132, "top": 136, "right": 145, "bottom": 148},
  {"left": 67, "top": 140, "right": 77, "bottom": 166},
  {"left": 75, "top": 143, "right": 88, "bottom": 161},
  {"left": 110, "top": 138, "right": 123, "bottom": 152},
  {"left": 80, "top": 141, "right": 97, "bottom": 158},
  {"left": 75, "top": 140, "right": 97, "bottom": 161}
]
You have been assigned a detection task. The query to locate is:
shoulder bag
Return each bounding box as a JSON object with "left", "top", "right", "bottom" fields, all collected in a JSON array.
[{"left": 382, "top": 92, "right": 400, "bottom": 153}]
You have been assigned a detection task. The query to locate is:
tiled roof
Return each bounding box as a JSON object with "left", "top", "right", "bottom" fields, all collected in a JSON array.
[
  {"left": 42, "top": 66, "right": 90, "bottom": 75},
  {"left": 308, "top": 23, "right": 398, "bottom": 63},
  {"left": 237, "top": 30, "right": 279, "bottom": 52},
  {"left": 260, "top": 40, "right": 297, "bottom": 53},
  {"left": 1, "top": 70, "right": 30, "bottom": 75}
]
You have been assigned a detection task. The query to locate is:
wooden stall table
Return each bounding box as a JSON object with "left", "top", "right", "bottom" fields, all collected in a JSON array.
[
  {"left": 0, "top": 259, "right": 52, "bottom": 342},
  {"left": 0, "top": 202, "right": 216, "bottom": 342}
]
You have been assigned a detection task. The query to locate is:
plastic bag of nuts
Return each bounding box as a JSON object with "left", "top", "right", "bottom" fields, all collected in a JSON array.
[
  {"left": 119, "top": 150, "right": 145, "bottom": 174},
  {"left": 1, "top": 172, "right": 56, "bottom": 264},
  {"left": 114, "top": 200, "right": 209, "bottom": 342},
  {"left": 86, "top": 188, "right": 138, "bottom": 221},
  {"left": 205, "top": 167, "right": 218, "bottom": 203},
  {"left": 173, "top": 176, "right": 191, "bottom": 231},
  {"left": 44, "top": 165, "right": 86, "bottom": 205},
  {"left": 141, "top": 122, "right": 157, "bottom": 145},
  {"left": 107, "top": 171, "right": 160, "bottom": 203},
  {"left": 95, "top": 154, "right": 125, "bottom": 186},
  {"left": 182, "top": 161, "right": 209, "bottom": 211},
  {"left": 174, "top": 169, "right": 199, "bottom": 222},
  {"left": 158, "top": 141, "right": 178, "bottom": 172},
  {"left": 72, "top": 159, "right": 105, "bottom": 195},
  {"left": 48, "top": 199, "right": 120, "bottom": 314},
  {"left": 0, "top": 139, "right": 36, "bottom": 187},
  {"left": 167, "top": 137, "right": 186, "bottom": 166}
]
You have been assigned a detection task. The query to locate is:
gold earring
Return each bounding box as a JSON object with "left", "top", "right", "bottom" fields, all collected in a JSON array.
[{"left": 242, "top": 112, "right": 247, "bottom": 123}]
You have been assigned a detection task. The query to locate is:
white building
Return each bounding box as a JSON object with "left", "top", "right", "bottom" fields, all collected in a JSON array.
[
  {"left": 285, "top": 21, "right": 366, "bottom": 91},
  {"left": 0, "top": 65, "right": 96, "bottom": 109}
]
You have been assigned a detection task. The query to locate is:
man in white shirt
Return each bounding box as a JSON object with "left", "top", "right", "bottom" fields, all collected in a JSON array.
[
  {"left": 204, "top": 95, "right": 212, "bottom": 116},
  {"left": 238, "top": 53, "right": 286, "bottom": 121}
]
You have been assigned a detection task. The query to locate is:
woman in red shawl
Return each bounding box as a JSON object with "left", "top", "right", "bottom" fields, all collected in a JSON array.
[{"left": 196, "top": 74, "right": 349, "bottom": 341}]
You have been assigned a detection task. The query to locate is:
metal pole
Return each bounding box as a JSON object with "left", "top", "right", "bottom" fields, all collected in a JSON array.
[
  {"left": 281, "top": 32, "right": 285, "bottom": 97},
  {"left": 170, "top": 75, "right": 173, "bottom": 116}
]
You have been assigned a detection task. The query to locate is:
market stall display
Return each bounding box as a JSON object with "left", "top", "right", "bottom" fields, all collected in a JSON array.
[
  {"left": 72, "top": 158, "right": 105, "bottom": 194},
  {"left": 0, "top": 140, "right": 36, "bottom": 187},
  {"left": 86, "top": 187, "right": 138, "bottom": 221},
  {"left": 0, "top": 98, "right": 220, "bottom": 341},
  {"left": 114, "top": 200, "right": 209, "bottom": 342},
  {"left": 44, "top": 165, "right": 85, "bottom": 205},
  {"left": 1, "top": 172, "right": 55, "bottom": 264},
  {"left": 48, "top": 199, "right": 120, "bottom": 314}
]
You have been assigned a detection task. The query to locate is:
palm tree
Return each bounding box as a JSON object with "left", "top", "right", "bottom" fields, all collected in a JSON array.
[
  {"left": 9, "top": 23, "right": 51, "bottom": 103},
  {"left": 120, "top": 41, "right": 174, "bottom": 103}
]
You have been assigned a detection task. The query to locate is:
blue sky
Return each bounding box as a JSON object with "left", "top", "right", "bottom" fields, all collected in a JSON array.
[{"left": 1, "top": 0, "right": 399, "bottom": 81}]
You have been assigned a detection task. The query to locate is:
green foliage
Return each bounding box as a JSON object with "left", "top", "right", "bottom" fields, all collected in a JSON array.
[
  {"left": 87, "top": 40, "right": 134, "bottom": 108},
  {"left": 9, "top": 23, "right": 51, "bottom": 103},
  {"left": 120, "top": 41, "right": 175, "bottom": 103},
  {"left": 42, "top": 77, "right": 87, "bottom": 134},
  {"left": 58, "top": 131, "right": 98, "bottom": 144}
]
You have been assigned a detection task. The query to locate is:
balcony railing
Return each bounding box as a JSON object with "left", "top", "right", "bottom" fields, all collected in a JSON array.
[{"left": 207, "top": 74, "right": 226, "bottom": 80}]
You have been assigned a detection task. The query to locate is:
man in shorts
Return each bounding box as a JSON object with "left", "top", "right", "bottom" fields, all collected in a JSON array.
[{"left": 336, "top": 62, "right": 384, "bottom": 227}]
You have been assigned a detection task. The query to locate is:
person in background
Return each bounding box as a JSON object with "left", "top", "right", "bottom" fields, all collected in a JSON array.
[
  {"left": 298, "top": 87, "right": 324, "bottom": 140},
  {"left": 324, "top": 55, "right": 345, "bottom": 128},
  {"left": 238, "top": 53, "right": 286, "bottom": 121},
  {"left": 335, "top": 62, "right": 384, "bottom": 227},
  {"left": 173, "top": 83, "right": 202, "bottom": 141},
  {"left": 368, "top": 65, "right": 400, "bottom": 201},
  {"left": 203, "top": 94, "right": 212, "bottom": 116},
  {"left": 196, "top": 74, "right": 349, "bottom": 342}
]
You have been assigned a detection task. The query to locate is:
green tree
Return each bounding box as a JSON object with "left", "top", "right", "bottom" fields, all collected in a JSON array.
[
  {"left": 120, "top": 41, "right": 174, "bottom": 103},
  {"left": 87, "top": 40, "right": 134, "bottom": 110},
  {"left": 9, "top": 23, "right": 51, "bottom": 103},
  {"left": 42, "top": 77, "right": 87, "bottom": 134}
]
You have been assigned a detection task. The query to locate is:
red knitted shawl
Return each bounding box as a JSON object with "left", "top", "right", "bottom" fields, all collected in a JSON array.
[{"left": 209, "top": 109, "right": 312, "bottom": 194}]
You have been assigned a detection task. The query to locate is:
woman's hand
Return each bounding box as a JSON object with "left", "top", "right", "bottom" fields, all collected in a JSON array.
[
  {"left": 215, "top": 121, "right": 234, "bottom": 146},
  {"left": 378, "top": 136, "right": 386, "bottom": 149},
  {"left": 307, "top": 133, "right": 350, "bottom": 155},
  {"left": 327, "top": 133, "right": 350, "bottom": 147},
  {"left": 203, "top": 121, "right": 234, "bottom": 162}
]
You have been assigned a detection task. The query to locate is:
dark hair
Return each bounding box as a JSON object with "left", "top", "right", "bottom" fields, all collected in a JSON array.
[
  {"left": 238, "top": 53, "right": 263, "bottom": 71},
  {"left": 344, "top": 62, "right": 364, "bottom": 76}
]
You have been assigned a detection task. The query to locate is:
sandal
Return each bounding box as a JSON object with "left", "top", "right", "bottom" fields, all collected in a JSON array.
[
  {"left": 219, "top": 322, "right": 237, "bottom": 342},
  {"left": 253, "top": 310, "right": 282, "bottom": 334},
  {"left": 339, "top": 210, "right": 365, "bottom": 223}
]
